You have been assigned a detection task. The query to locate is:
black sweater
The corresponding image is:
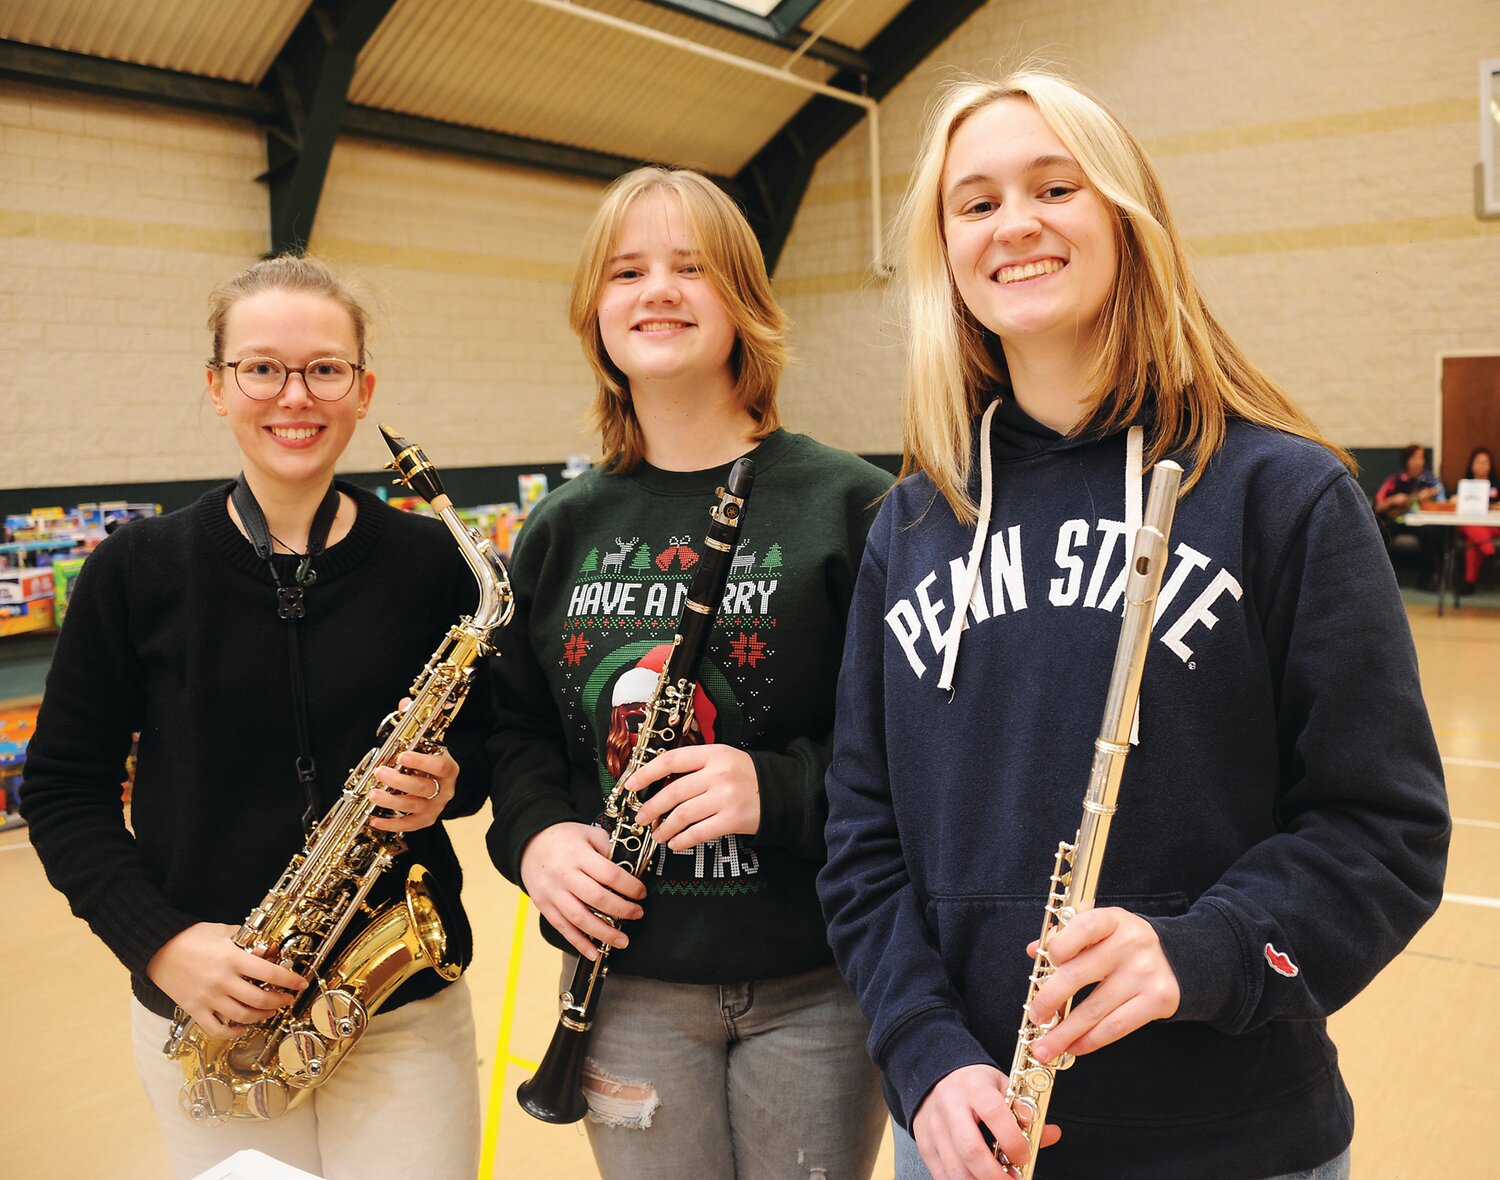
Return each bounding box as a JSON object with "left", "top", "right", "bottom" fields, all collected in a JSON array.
[
  {"left": 819, "top": 402, "right": 1449, "bottom": 1179},
  {"left": 22, "top": 482, "right": 495, "bottom": 1019},
  {"left": 487, "top": 430, "right": 892, "bottom": 982}
]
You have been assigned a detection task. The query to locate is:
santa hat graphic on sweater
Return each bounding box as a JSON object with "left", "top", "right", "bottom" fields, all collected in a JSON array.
[{"left": 610, "top": 643, "right": 717, "bottom": 743}]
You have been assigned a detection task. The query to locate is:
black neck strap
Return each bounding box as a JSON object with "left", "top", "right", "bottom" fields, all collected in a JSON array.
[
  {"left": 231, "top": 477, "right": 342, "bottom": 830},
  {"left": 231, "top": 478, "right": 341, "bottom": 618}
]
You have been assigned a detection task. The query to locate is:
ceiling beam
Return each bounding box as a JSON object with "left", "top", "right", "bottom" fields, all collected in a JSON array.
[
  {"left": 341, "top": 105, "right": 745, "bottom": 200},
  {"left": 341, "top": 106, "right": 644, "bottom": 185},
  {"left": 261, "top": 0, "right": 400, "bottom": 255},
  {"left": 734, "top": 0, "right": 988, "bottom": 274},
  {"left": 0, "top": 36, "right": 728, "bottom": 219},
  {"left": 635, "top": 0, "right": 869, "bottom": 74},
  {"left": 0, "top": 39, "right": 274, "bottom": 120}
]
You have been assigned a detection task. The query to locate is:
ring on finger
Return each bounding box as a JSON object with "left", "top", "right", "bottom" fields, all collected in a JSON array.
[{"left": 422, "top": 776, "right": 441, "bottom": 801}]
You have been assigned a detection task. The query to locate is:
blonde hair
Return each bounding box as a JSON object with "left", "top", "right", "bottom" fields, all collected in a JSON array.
[
  {"left": 569, "top": 167, "right": 787, "bottom": 472},
  {"left": 898, "top": 69, "right": 1352, "bottom": 523},
  {"left": 208, "top": 254, "right": 372, "bottom": 364}
]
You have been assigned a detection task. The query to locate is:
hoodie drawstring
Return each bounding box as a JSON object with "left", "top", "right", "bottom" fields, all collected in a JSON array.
[
  {"left": 1125, "top": 425, "right": 1144, "bottom": 744},
  {"left": 936, "top": 400, "right": 998, "bottom": 694},
  {"left": 936, "top": 407, "right": 1148, "bottom": 739}
]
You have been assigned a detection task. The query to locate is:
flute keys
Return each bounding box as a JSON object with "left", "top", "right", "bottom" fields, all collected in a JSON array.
[{"left": 1011, "top": 1095, "right": 1041, "bottom": 1127}]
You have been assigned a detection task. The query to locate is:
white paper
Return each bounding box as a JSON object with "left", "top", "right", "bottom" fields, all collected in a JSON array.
[
  {"left": 190, "top": 1149, "right": 324, "bottom": 1180},
  {"left": 1456, "top": 479, "right": 1492, "bottom": 515}
]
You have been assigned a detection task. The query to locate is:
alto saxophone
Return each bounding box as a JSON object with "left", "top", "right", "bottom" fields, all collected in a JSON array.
[
  {"left": 995, "top": 459, "right": 1182, "bottom": 1178},
  {"left": 517, "top": 457, "right": 755, "bottom": 1124},
  {"left": 163, "top": 425, "right": 513, "bottom": 1124}
]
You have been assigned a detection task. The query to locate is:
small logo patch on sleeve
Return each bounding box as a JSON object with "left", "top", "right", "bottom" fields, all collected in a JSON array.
[{"left": 1264, "top": 943, "right": 1299, "bottom": 978}]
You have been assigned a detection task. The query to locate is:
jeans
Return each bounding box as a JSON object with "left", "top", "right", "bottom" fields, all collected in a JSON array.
[
  {"left": 568, "top": 957, "right": 886, "bottom": 1180},
  {"left": 893, "top": 1119, "right": 1352, "bottom": 1180},
  {"left": 132, "top": 978, "right": 481, "bottom": 1180}
]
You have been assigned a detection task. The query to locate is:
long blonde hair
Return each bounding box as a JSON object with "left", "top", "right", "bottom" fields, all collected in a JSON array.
[
  {"left": 569, "top": 167, "right": 787, "bottom": 473},
  {"left": 898, "top": 70, "right": 1352, "bottom": 523}
]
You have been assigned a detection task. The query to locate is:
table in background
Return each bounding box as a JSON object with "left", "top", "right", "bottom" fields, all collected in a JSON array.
[{"left": 1399, "top": 508, "right": 1500, "bottom": 615}]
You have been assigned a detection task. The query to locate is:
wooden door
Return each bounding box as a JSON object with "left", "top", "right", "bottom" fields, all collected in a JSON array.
[{"left": 1440, "top": 355, "right": 1500, "bottom": 488}]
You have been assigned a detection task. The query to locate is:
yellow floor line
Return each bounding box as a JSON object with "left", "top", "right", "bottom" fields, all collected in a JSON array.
[{"left": 480, "top": 892, "right": 532, "bottom": 1180}]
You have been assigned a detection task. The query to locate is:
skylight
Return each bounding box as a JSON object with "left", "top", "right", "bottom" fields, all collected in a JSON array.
[{"left": 716, "top": 0, "right": 781, "bottom": 13}]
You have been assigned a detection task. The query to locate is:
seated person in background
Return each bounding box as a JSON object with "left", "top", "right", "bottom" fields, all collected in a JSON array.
[
  {"left": 1374, "top": 444, "right": 1446, "bottom": 586},
  {"left": 1457, "top": 445, "right": 1499, "bottom": 595},
  {"left": 1374, "top": 443, "right": 1446, "bottom": 515}
]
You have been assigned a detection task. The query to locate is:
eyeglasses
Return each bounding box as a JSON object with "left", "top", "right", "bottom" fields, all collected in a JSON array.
[{"left": 208, "top": 356, "right": 365, "bottom": 401}]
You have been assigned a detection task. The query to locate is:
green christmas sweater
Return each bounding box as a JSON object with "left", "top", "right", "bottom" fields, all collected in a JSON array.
[{"left": 486, "top": 429, "right": 892, "bottom": 983}]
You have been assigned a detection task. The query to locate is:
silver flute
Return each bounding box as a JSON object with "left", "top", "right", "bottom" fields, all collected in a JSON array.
[{"left": 996, "top": 459, "right": 1183, "bottom": 1178}]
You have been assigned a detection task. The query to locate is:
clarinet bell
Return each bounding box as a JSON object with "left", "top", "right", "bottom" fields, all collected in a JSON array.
[{"left": 515, "top": 1020, "right": 591, "bottom": 1124}]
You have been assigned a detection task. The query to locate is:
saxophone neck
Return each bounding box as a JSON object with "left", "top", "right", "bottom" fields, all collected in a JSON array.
[{"left": 434, "top": 502, "right": 514, "bottom": 637}]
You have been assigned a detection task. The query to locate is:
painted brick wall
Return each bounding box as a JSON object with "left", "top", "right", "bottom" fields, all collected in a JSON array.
[
  {"left": 4, "top": 2, "right": 1499, "bottom": 493},
  {"left": 0, "top": 83, "right": 266, "bottom": 490},
  {"left": 774, "top": 0, "right": 1500, "bottom": 463},
  {"left": 0, "top": 81, "right": 606, "bottom": 493}
]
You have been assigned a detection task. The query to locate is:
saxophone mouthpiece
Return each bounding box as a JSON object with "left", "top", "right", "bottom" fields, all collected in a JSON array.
[{"left": 379, "top": 423, "right": 447, "bottom": 505}]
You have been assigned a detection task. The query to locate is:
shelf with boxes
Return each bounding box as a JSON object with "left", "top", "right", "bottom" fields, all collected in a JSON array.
[{"left": 1, "top": 501, "right": 162, "bottom": 638}]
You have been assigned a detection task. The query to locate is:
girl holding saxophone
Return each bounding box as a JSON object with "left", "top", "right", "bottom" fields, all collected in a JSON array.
[
  {"left": 817, "top": 69, "right": 1449, "bottom": 1180},
  {"left": 23, "top": 256, "right": 492, "bottom": 1179},
  {"left": 487, "top": 166, "right": 890, "bottom": 1179}
]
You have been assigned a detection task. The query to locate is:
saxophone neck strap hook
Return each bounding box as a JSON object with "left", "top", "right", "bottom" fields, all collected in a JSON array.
[{"left": 230, "top": 476, "right": 342, "bottom": 617}]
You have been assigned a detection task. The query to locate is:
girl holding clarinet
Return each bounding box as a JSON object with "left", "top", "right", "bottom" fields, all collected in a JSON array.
[{"left": 487, "top": 166, "right": 890, "bottom": 1179}]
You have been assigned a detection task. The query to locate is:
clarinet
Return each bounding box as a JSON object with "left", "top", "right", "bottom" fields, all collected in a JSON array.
[
  {"left": 995, "top": 459, "right": 1182, "bottom": 1178},
  {"left": 517, "top": 457, "right": 754, "bottom": 1124}
]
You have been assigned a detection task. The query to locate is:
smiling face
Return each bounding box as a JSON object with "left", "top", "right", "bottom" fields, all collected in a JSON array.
[
  {"left": 208, "top": 288, "right": 374, "bottom": 493},
  {"left": 595, "top": 189, "right": 738, "bottom": 396},
  {"left": 941, "top": 97, "right": 1119, "bottom": 361}
]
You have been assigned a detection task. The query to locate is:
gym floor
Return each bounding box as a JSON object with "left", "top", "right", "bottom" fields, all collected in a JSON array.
[{"left": 2, "top": 602, "right": 1495, "bottom": 1179}]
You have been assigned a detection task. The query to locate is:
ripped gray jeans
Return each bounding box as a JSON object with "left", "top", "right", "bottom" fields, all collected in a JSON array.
[{"left": 560, "top": 956, "right": 886, "bottom": 1180}]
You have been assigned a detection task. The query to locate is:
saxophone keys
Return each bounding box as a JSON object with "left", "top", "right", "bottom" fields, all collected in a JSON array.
[
  {"left": 1019, "top": 1066, "right": 1054, "bottom": 1092},
  {"left": 309, "top": 988, "right": 368, "bottom": 1041},
  {"left": 179, "top": 1077, "right": 232, "bottom": 1126},
  {"left": 277, "top": 1029, "right": 330, "bottom": 1082},
  {"left": 1055, "top": 1050, "right": 1076, "bottom": 1071},
  {"left": 226, "top": 1028, "right": 270, "bottom": 1072},
  {"left": 245, "top": 1075, "right": 291, "bottom": 1119}
]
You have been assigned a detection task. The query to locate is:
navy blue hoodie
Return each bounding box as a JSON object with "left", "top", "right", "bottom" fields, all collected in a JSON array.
[{"left": 818, "top": 399, "right": 1449, "bottom": 1179}]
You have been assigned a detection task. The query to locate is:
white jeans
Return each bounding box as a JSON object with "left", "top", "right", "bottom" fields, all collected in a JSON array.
[{"left": 132, "top": 979, "right": 480, "bottom": 1180}]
